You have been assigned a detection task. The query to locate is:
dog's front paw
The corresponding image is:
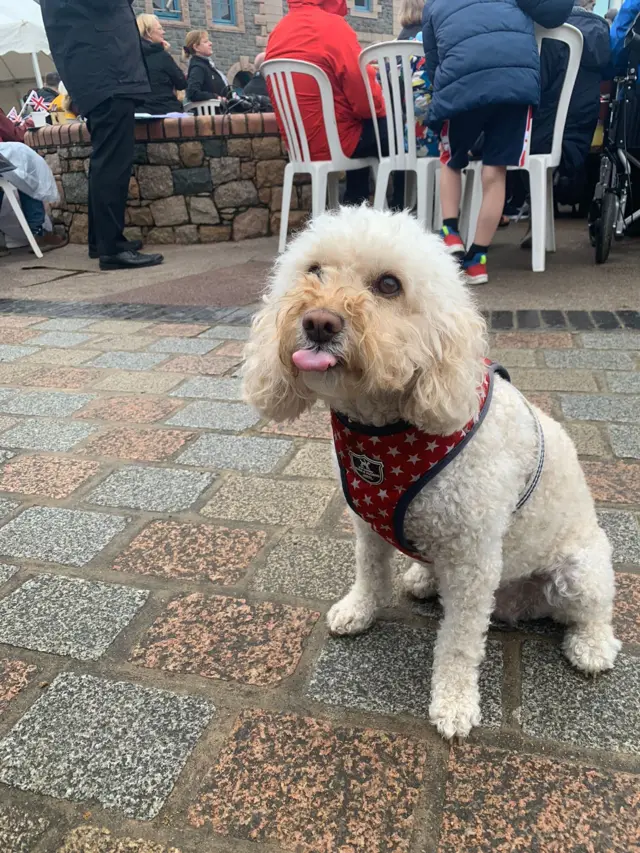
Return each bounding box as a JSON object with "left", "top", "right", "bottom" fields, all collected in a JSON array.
[
  {"left": 327, "top": 593, "right": 376, "bottom": 636},
  {"left": 403, "top": 562, "right": 438, "bottom": 600},
  {"left": 563, "top": 624, "right": 621, "bottom": 674},
  {"left": 429, "top": 691, "right": 481, "bottom": 741}
]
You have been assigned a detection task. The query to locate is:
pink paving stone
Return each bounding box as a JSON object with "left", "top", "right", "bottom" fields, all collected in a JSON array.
[
  {"left": 583, "top": 460, "right": 640, "bottom": 506},
  {"left": 0, "top": 329, "right": 38, "bottom": 344},
  {"left": 492, "top": 332, "right": 574, "bottom": 349},
  {"left": 74, "top": 395, "right": 182, "bottom": 424},
  {"left": 147, "top": 323, "right": 210, "bottom": 337},
  {"left": 0, "top": 658, "right": 37, "bottom": 714},
  {"left": 79, "top": 427, "right": 194, "bottom": 462},
  {"left": 0, "top": 455, "right": 99, "bottom": 499},
  {"left": 158, "top": 354, "right": 241, "bottom": 375},
  {"left": 214, "top": 340, "right": 244, "bottom": 357},
  {"left": 614, "top": 572, "right": 640, "bottom": 645},
  {"left": 260, "top": 407, "right": 332, "bottom": 440}
]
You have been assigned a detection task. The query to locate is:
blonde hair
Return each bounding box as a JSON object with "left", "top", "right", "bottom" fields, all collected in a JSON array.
[
  {"left": 399, "top": 0, "right": 424, "bottom": 28},
  {"left": 137, "top": 13, "right": 159, "bottom": 39},
  {"left": 183, "top": 29, "right": 208, "bottom": 59}
]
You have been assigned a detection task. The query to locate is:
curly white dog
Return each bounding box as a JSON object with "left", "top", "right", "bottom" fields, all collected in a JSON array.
[{"left": 243, "top": 205, "right": 620, "bottom": 740}]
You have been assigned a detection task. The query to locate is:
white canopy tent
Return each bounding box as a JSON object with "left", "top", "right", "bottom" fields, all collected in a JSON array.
[{"left": 0, "top": 0, "right": 55, "bottom": 112}]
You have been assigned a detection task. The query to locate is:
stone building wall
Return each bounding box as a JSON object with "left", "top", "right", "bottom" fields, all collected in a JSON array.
[{"left": 24, "top": 116, "right": 311, "bottom": 245}]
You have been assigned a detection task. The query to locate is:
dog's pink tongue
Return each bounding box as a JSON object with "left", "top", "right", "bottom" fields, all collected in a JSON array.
[{"left": 292, "top": 349, "right": 337, "bottom": 372}]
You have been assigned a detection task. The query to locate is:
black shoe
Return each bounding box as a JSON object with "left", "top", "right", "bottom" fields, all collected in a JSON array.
[
  {"left": 89, "top": 239, "right": 143, "bottom": 259},
  {"left": 99, "top": 250, "right": 164, "bottom": 270}
]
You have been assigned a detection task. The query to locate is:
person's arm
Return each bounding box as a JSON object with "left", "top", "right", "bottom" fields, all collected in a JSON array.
[
  {"left": 163, "top": 52, "right": 187, "bottom": 91},
  {"left": 422, "top": 9, "right": 438, "bottom": 85},
  {"left": 186, "top": 63, "right": 210, "bottom": 102},
  {"left": 0, "top": 111, "right": 25, "bottom": 143},
  {"left": 335, "top": 22, "right": 384, "bottom": 119},
  {"left": 516, "top": 0, "right": 573, "bottom": 29}
]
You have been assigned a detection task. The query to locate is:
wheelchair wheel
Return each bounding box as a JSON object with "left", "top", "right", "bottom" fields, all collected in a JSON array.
[{"left": 595, "top": 192, "right": 617, "bottom": 264}]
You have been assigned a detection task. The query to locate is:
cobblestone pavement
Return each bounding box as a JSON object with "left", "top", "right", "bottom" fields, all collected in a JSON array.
[{"left": 0, "top": 309, "right": 637, "bottom": 853}]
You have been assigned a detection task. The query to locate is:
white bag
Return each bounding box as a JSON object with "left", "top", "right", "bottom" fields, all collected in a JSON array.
[{"left": 0, "top": 141, "right": 59, "bottom": 203}]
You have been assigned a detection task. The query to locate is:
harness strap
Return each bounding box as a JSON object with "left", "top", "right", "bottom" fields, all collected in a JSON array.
[{"left": 514, "top": 392, "right": 545, "bottom": 512}]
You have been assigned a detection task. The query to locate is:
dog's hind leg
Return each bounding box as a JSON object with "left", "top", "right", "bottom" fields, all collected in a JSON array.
[
  {"left": 327, "top": 516, "right": 394, "bottom": 636},
  {"left": 403, "top": 561, "right": 439, "bottom": 600},
  {"left": 549, "top": 530, "right": 621, "bottom": 673}
]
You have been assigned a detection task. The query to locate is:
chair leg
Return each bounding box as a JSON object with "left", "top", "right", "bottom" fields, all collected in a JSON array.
[
  {"left": 459, "top": 166, "right": 478, "bottom": 245},
  {"left": 1, "top": 182, "right": 43, "bottom": 259},
  {"left": 311, "top": 170, "right": 328, "bottom": 219},
  {"left": 545, "top": 168, "right": 556, "bottom": 252},
  {"left": 433, "top": 167, "right": 443, "bottom": 231},
  {"left": 404, "top": 171, "right": 417, "bottom": 210},
  {"left": 372, "top": 162, "right": 392, "bottom": 212},
  {"left": 416, "top": 167, "right": 428, "bottom": 229},
  {"left": 278, "top": 165, "right": 294, "bottom": 254},
  {"left": 529, "top": 161, "right": 547, "bottom": 272},
  {"left": 327, "top": 173, "right": 340, "bottom": 210},
  {"left": 423, "top": 161, "right": 438, "bottom": 232}
]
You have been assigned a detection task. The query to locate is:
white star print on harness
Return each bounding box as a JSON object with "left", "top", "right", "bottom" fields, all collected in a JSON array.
[{"left": 331, "top": 362, "right": 545, "bottom": 561}]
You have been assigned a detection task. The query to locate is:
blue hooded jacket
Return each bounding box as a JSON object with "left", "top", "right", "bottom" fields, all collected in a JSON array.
[
  {"left": 422, "top": 0, "right": 573, "bottom": 124},
  {"left": 610, "top": 0, "right": 640, "bottom": 72}
]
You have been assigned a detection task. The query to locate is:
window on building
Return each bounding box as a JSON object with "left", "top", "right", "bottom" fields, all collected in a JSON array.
[
  {"left": 212, "top": 0, "right": 237, "bottom": 25},
  {"left": 352, "top": 0, "right": 373, "bottom": 11},
  {"left": 153, "top": 0, "right": 182, "bottom": 19}
]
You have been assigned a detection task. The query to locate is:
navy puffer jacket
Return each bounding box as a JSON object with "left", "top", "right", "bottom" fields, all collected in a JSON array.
[{"left": 423, "top": 0, "right": 573, "bottom": 124}]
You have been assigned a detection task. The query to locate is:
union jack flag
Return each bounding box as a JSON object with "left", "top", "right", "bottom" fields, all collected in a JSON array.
[
  {"left": 26, "top": 90, "right": 48, "bottom": 112},
  {"left": 6, "top": 107, "right": 19, "bottom": 122}
]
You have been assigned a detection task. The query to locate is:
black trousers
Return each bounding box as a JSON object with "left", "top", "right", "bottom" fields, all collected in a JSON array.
[
  {"left": 86, "top": 97, "right": 136, "bottom": 256},
  {"left": 344, "top": 118, "right": 389, "bottom": 205}
]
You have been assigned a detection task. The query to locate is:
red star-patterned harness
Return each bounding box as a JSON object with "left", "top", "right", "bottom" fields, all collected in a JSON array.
[{"left": 332, "top": 362, "right": 544, "bottom": 562}]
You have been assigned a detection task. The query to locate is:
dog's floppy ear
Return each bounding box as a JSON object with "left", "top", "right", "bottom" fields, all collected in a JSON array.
[
  {"left": 399, "top": 300, "right": 487, "bottom": 434},
  {"left": 242, "top": 299, "right": 316, "bottom": 422}
]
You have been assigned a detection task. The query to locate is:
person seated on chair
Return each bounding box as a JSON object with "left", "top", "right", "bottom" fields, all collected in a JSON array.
[
  {"left": 424, "top": 0, "right": 573, "bottom": 285},
  {"left": 266, "top": 0, "right": 386, "bottom": 205},
  {"left": 184, "top": 31, "right": 232, "bottom": 103},
  {"left": 244, "top": 53, "right": 270, "bottom": 100},
  {"left": 398, "top": 0, "right": 424, "bottom": 39},
  {"left": 137, "top": 14, "right": 186, "bottom": 115},
  {"left": 0, "top": 111, "right": 67, "bottom": 255}
]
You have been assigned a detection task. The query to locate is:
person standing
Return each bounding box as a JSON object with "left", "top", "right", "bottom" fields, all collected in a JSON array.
[{"left": 40, "top": 0, "right": 163, "bottom": 269}]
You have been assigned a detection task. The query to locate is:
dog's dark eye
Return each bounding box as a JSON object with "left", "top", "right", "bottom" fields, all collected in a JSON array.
[
  {"left": 372, "top": 274, "right": 402, "bottom": 297},
  {"left": 307, "top": 264, "right": 322, "bottom": 277}
]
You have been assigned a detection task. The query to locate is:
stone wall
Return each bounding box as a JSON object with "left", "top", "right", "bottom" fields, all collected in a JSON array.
[{"left": 24, "top": 115, "right": 310, "bottom": 245}]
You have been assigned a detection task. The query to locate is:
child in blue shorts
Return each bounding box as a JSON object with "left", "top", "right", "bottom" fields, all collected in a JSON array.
[{"left": 423, "top": 0, "right": 572, "bottom": 284}]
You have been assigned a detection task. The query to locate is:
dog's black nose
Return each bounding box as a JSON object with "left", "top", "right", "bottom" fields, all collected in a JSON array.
[{"left": 302, "top": 309, "right": 344, "bottom": 344}]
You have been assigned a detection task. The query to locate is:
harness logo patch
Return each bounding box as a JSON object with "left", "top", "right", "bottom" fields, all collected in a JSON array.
[{"left": 349, "top": 451, "right": 385, "bottom": 485}]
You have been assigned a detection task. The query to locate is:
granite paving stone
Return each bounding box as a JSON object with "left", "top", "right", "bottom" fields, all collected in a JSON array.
[
  {"left": 613, "top": 573, "right": 640, "bottom": 645},
  {"left": 34, "top": 319, "right": 96, "bottom": 332},
  {"left": 213, "top": 340, "right": 244, "bottom": 357},
  {"left": 202, "top": 476, "right": 335, "bottom": 525},
  {"left": 0, "top": 563, "right": 19, "bottom": 585},
  {"left": 131, "top": 593, "right": 318, "bottom": 686},
  {"left": 58, "top": 826, "right": 183, "bottom": 853},
  {"left": 90, "top": 336, "right": 158, "bottom": 353},
  {"left": 0, "top": 419, "right": 96, "bottom": 452},
  {"left": 260, "top": 406, "right": 333, "bottom": 439},
  {"left": 487, "top": 348, "right": 537, "bottom": 367},
  {"left": 22, "top": 348, "right": 100, "bottom": 367},
  {"left": 565, "top": 422, "right": 609, "bottom": 456},
  {"left": 148, "top": 323, "right": 209, "bottom": 337},
  {"left": 89, "top": 352, "right": 168, "bottom": 371},
  {"left": 307, "top": 622, "right": 503, "bottom": 725},
  {"left": 177, "top": 434, "right": 292, "bottom": 472},
  {"left": 80, "top": 427, "right": 194, "bottom": 462},
  {"left": 188, "top": 709, "right": 427, "bottom": 851},
  {"left": 583, "top": 460, "right": 640, "bottom": 505},
  {"left": 0, "top": 497, "right": 19, "bottom": 518},
  {"left": 92, "top": 371, "right": 184, "bottom": 395},
  {"left": 510, "top": 368, "right": 598, "bottom": 392},
  {"left": 560, "top": 394, "right": 640, "bottom": 423},
  {"left": 0, "top": 658, "right": 37, "bottom": 714},
  {"left": 0, "top": 345, "right": 38, "bottom": 363},
  {"left": 521, "top": 641, "right": 640, "bottom": 752},
  {"left": 598, "top": 510, "right": 640, "bottom": 563},
  {"left": 75, "top": 396, "right": 182, "bottom": 424},
  {"left": 0, "top": 672, "right": 214, "bottom": 819},
  {"left": 0, "top": 506, "right": 128, "bottom": 567},
  {"left": 87, "top": 466, "right": 212, "bottom": 512},
  {"left": 0, "top": 329, "right": 38, "bottom": 345},
  {"left": 0, "top": 574, "right": 148, "bottom": 660},
  {"left": 607, "top": 371, "right": 640, "bottom": 393},
  {"left": 158, "top": 354, "right": 241, "bottom": 375},
  {"left": 492, "top": 331, "right": 573, "bottom": 349},
  {"left": 112, "top": 520, "right": 266, "bottom": 584},
  {"left": 0, "top": 364, "right": 37, "bottom": 384},
  {"left": 86, "top": 320, "right": 155, "bottom": 335},
  {"left": 0, "top": 455, "right": 99, "bottom": 499},
  {"left": 21, "top": 367, "right": 101, "bottom": 390},
  {"left": 581, "top": 330, "right": 640, "bottom": 349},
  {"left": 544, "top": 349, "right": 637, "bottom": 370},
  {"left": 0, "top": 415, "right": 19, "bottom": 432},
  {"left": 199, "top": 324, "right": 250, "bottom": 340},
  {"left": 147, "top": 338, "right": 217, "bottom": 356},
  {"left": 0, "top": 316, "right": 44, "bottom": 328},
  {"left": 30, "top": 332, "right": 94, "bottom": 348},
  {"left": 438, "top": 745, "right": 640, "bottom": 853},
  {"left": 282, "top": 442, "right": 336, "bottom": 478},
  {"left": 0, "top": 804, "right": 49, "bottom": 853},
  {"left": 165, "top": 400, "right": 259, "bottom": 431},
  {"left": 609, "top": 424, "right": 640, "bottom": 459},
  {"left": 252, "top": 531, "right": 355, "bottom": 599},
  {"left": 169, "top": 376, "right": 242, "bottom": 400},
  {"left": 0, "top": 391, "right": 94, "bottom": 417}
]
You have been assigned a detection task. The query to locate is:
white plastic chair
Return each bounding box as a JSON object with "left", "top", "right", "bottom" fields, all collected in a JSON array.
[
  {"left": 188, "top": 99, "right": 221, "bottom": 115},
  {"left": 459, "top": 23, "right": 583, "bottom": 271},
  {"left": 261, "top": 58, "right": 379, "bottom": 253},
  {"left": 359, "top": 41, "right": 440, "bottom": 229},
  {"left": 0, "top": 178, "right": 43, "bottom": 259}
]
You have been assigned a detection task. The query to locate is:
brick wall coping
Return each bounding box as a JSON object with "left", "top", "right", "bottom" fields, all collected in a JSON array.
[{"left": 24, "top": 113, "right": 280, "bottom": 149}]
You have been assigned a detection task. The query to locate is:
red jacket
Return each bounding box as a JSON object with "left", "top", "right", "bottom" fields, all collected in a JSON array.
[
  {"left": 266, "top": 0, "right": 384, "bottom": 161},
  {"left": 0, "top": 110, "right": 25, "bottom": 143}
]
